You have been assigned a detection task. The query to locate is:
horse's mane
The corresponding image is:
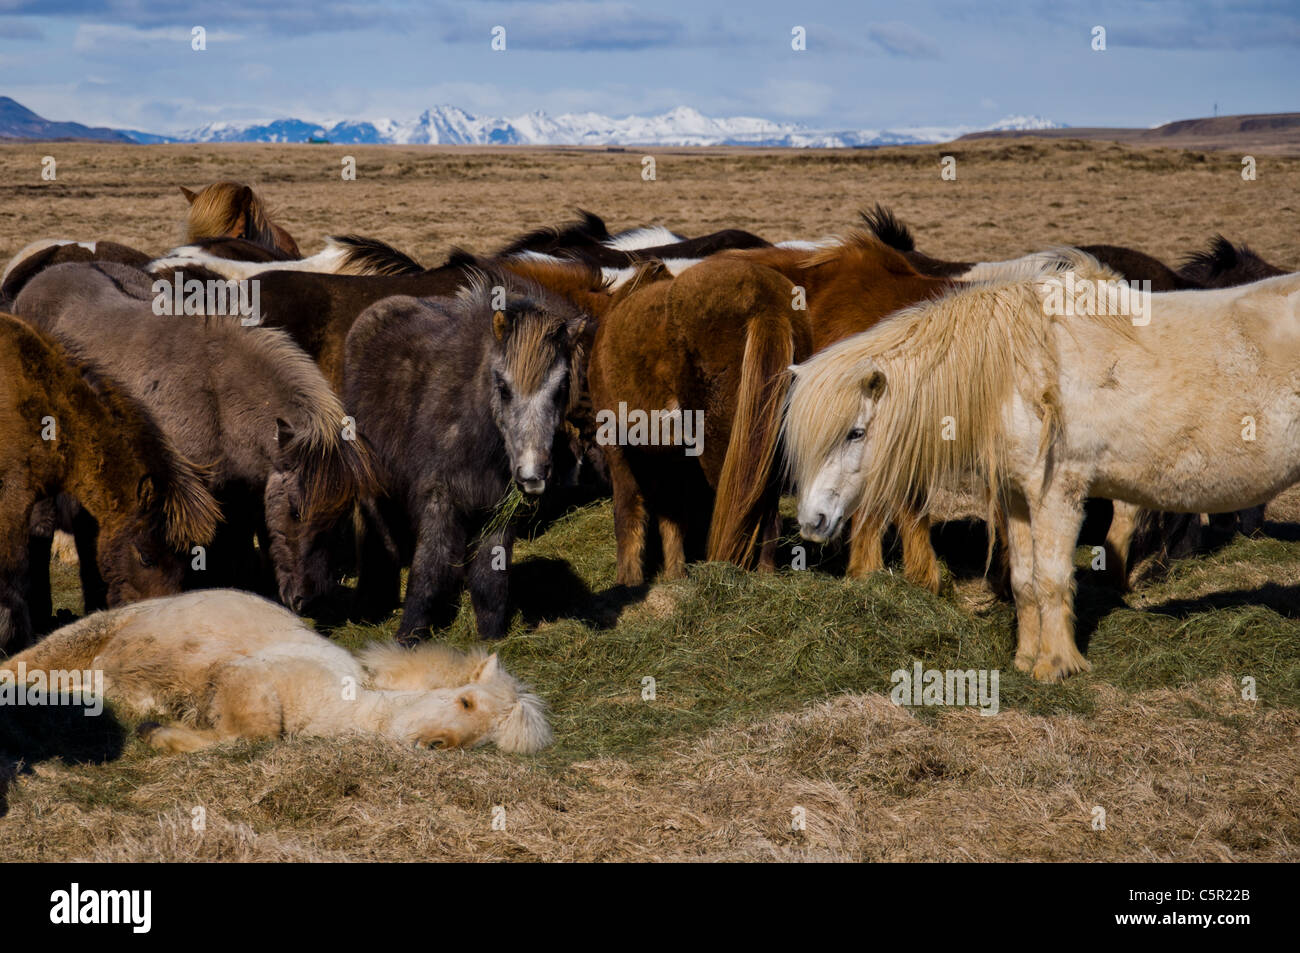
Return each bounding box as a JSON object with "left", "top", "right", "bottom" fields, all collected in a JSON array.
[
  {"left": 201, "top": 315, "right": 376, "bottom": 517},
  {"left": 183, "top": 182, "right": 283, "bottom": 253},
  {"left": 858, "top": 204, "right": 916, "bottom": 252},
  {"left": 720, "top": 230, "right": 919, "bottom": 278},
  {"left": 457, "top": 270, "right": 586, "bottom": 396},
  {"left": 1178, "top": 234, "right": 1284, "bottom": 285},
  {"left": 497, "top": 254, "right": 610, "bottom": 295},
  {"left": 325, "top": 235, "right": 424, "bottom": 276},
  {"left": 2, "top": 238, "right": 76, "bottom": 286},
  {"left": 1, "top": 315, "right": 219, "bottom": 548},
  {"left": 784, "top": 249, "right": 1127, "bottom": 526},
  {"left": 494, "top": 210, "right": 610, "bottom": 258},
  {"left": 799, "top": 229, "right": 926, "bottom": 275}
]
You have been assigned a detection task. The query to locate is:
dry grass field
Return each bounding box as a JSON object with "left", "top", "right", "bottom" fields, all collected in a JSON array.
[{"left": 1, "top": 139, "right": 1298, "bottom": 861}]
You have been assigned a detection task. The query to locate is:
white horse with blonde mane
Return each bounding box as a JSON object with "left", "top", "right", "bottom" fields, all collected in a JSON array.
[
  {"left": 0, "top": 590, "right": 551, "bottom": 753},
  {"left": 784, "top": 250, "right": 1300, "bottom": 681}
]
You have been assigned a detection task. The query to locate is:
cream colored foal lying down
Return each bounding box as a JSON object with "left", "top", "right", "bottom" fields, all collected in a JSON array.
[{"left": 1, "top": 590, "right": 551, "bottom": 754}]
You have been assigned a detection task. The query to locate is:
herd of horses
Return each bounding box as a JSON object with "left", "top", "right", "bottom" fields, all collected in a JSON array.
[{"left": 0, "top": 179, "right": 1295, "bottom": 753}]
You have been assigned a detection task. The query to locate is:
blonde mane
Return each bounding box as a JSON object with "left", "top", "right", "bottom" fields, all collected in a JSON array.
[{"left": 784, "top": 249, "right": 1130, "bottom": 523}]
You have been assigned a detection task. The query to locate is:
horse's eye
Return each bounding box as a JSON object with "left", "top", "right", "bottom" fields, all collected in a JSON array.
[
  {"left": 459, "top": 694, "right": 475, "bottom": 711},
  {"left": 496, "top": 381, "right": 511, "bottom": 403},
  {"left": 137, "top": 548, "right": 156, "bottom": 568},
  {"left": 847, "top": 428, "right": 866, "bottom": 442}
]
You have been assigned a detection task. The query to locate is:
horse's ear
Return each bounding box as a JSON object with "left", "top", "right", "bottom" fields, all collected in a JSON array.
[
  {"left": 864, "top": 369, "right": 886, "bottom": 398},
  {"left": 136, "top": 473, "right": 158, "bottom": 510},
  {"left": 179, "top": 186, "right": 198, "bottom": 204},
  {"left": 236, "top": 184, "right": 254, "bottom": 208},
  {"left": 472, "top": 653, "right": 501, "bottom": 683},
  {"left": 492, "top": 310, "right": 511, "bottom": 341}
]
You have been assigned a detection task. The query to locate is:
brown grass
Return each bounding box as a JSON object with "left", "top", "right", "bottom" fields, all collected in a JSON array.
[{"left": 1, "top": 139, "right": 1298, "bottom": 862}]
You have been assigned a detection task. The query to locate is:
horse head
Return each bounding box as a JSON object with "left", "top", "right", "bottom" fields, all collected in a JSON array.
[{"left": 484, "top": 286, "right": 588, "bottom": 496}]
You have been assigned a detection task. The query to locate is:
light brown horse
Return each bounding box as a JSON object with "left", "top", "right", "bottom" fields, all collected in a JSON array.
[{"left": 180, "top": 182, "right": 301, "bottom": 257}]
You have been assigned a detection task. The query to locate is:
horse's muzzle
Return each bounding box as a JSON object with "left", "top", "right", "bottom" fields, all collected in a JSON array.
[{"left": 799, "top": 511, "right": 841, "bottom": 544}]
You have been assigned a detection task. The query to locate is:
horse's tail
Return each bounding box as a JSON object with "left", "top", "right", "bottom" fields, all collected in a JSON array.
[
  {"left": 0, "top": 609, "right": 124, "bottom": 674},
  {"left": 707, "top": 308, "right": 796, "bottom": 567}
]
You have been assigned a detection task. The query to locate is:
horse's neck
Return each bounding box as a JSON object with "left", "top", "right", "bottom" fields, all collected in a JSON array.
[{"left": 357, "top": 689, "right": 430, "bottom": 740}]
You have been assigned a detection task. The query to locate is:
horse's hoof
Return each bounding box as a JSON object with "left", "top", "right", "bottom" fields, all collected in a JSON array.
[
  {"left": 136, "top": 721, "right": 162, "bottom": 741},
  {"left": 1013, "top": 651, "right": 1035, "bottom": 673},
  {"left": 1032, "top": 652, "right": 1091, "bottom": 683}
]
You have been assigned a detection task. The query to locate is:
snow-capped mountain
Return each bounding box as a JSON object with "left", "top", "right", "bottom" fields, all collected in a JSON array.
[{"left": 163, "top": 105, "right": 1064, "bottom": 148}]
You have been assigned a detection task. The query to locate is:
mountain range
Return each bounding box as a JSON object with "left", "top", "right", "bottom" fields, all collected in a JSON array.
[{"left": 0, "top": 96, "right": 1063, "bottom": 147}]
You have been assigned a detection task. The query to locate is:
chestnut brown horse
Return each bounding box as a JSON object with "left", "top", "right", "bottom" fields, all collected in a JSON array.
[
  {"left": 0, "top": 314, "right": 219, "bottom": 651},
  {"left": 180, "top": 181, "right": 302, "bottom": 257},
  {"left": 590, "top": 234, "right": 957, "bottom": 589}
]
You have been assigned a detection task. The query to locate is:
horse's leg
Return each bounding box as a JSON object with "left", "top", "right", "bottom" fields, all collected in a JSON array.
[
  {"left": 651, "top": 472, "right": 689, "bottom": 580},
  {"left": 1029, "top": 480, "right": 1090, "bottom": 683},
  {"left": 657, "top": 512, "right": 686, "bottom": 580},
  {"left": 0, "top": 541, "right": 33, "bottom": 653},
  {"left": 26, "top": 499, "right": 55, "bottom": 633},
  {"left": 987, "top": 505, "right": 1013, "bottom": 599},
  {"left": 898, "top": 507, "right": 940, "bottom": 594},
  {"left": 138, "top": 722, "right": 228, "bottom": 753},
  {"left": 70, "top": 503, "right": 107, "bottom": 612},
  {"left": 1103, "top": 501, "right": 1139, "bottom": 591},
  {"left": 0, "top": 492, "right": 38, "bottom": 652},
  {"left": 467, "top": 526, "right": 514, "bottom": 640},
  {"left": 141, "top": 660, "right": 284, "bottom": 752},
  {"left": 396, "top": 500, "right": 467, "bottom": 644},
  {"left": 1239, "top": 504, "right": 1266, "bottom": 537},
  {"left": 847, "top": 508, "right": 886, "bottom": 578},
  {"left": 1004, "top": 491, "right": 1040, "bottom": 673},
  {"left": 606, "top": 445, "right": 648, "bottom": 586},
  {"left": 355, "top": 498, "right": 402, "bottom": 621},
  {"left": 756, "top": 505, "right": 783, "bottom": 573}
]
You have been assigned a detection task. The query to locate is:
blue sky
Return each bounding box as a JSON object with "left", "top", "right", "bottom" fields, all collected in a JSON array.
[{"left": 0, "top": 1, "right": 1295, "bottom": 134}]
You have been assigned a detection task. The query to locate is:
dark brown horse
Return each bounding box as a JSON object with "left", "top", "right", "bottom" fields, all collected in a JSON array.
[
  {"left": 1179, "top": 234, "right": 1287, "bottom": 288},
  {"left": 493, "top": 210, "right": 769, "bottom": 268},
  {"left": 0, "top": 239, "right": 152, "bottom": 307},
  {"left": 859, "top": 204, "right": 1202, "bottom": 291},
  {"left": 343, "top": 276, "right": 588, "bottom": 641},
  {"left": 0, "top": 314, "right": 219, "bottom": 650}
]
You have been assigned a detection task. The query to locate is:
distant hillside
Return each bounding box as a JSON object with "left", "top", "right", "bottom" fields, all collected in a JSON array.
[
  {"left": 0, "top": 96, "right": 134, "bottom": 143},
  {"left": 957, "top": 112, "right": 1300, "bottom": 155},
  {"left": 0, "top": 96, "right": 1065, "bottom": 147}
]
